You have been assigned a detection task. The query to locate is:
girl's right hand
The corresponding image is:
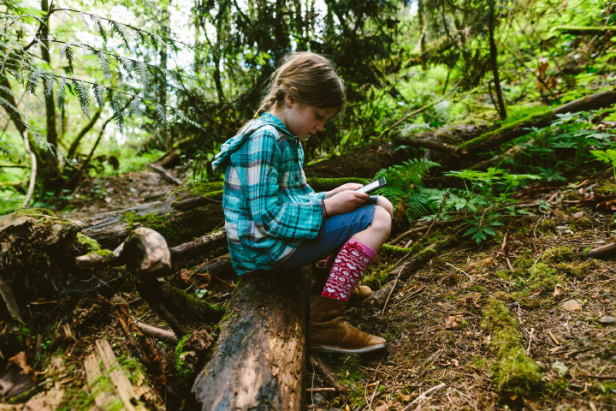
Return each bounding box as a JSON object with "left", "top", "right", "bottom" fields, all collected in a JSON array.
[{"left": 323, "top": 191, "right": 369, "bottom": 216}]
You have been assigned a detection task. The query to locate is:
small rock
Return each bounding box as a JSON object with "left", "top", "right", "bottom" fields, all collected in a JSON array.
[
  {"left": 573, "top": 211, "right": 585, "bottom": 218},
  {"left": 599, "top": 316, "right": 616, "bottom": 325},
  {"left": 562, "top": 299, "right": 582, "bottom": 311}
]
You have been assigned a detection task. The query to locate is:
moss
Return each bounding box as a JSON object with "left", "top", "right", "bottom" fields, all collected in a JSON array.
[
  {"left": 512, "top": 290, "right": 544, "bottom": 310},
  {"left": 122, "top": 208, "right": 223, "bottom": 247},
  {"left": 594, "top": 182, "right": 616, "bottom": 196},
  {"left": 86, "top": 249, "right": 115, "bottom": 258},
  {"left": 76, "top": 233, "right": 101, "bottom": 252},
  {"left": 459, "top": 108, "right": 553, "bottom": 149},
  {"left": 570, "top": 216, "right": 593, "bottom": 230},
  {"left": 481, "top": 300, "right": 542, "bottom": 394},
  {"left": 569, "top": 206, "right": 580, "bottom": 213},
  {"left": 494, "top": 270, "right": 510, "bottom": 280},
  {"left": 174, "top": 335, "right": 193, "bottom": 379},
  {"left": 162, "top": 285, "right": 225, "bottom": 323},
  {"left": 381, "top": 244, "right": 413, "bottom": 255},
  {"left": 542, "top": 246, "right": 575, "bottom": 264},
  {"left": 118, "top": 355, "right": 147, "bottom": 386},
  {"left": 540, "top": 218, "right": 556, "bottom": 232},
  {"left": 557, "top": 259, "right": 600, "bottom": 278},
  {"left": 528, "top": 263, "right": 559, "bottom": 293},
  {"left": 187, "top": 181, "right": 225, "bottom": 196},
  {"left": 468, "top": 284, "right": 487, "bottom": 293},
  {"left": 14, "top": 207, "right": 57, "bottom": 219},
  {"left": 492, "top": 291, "right": 513, "bottom": 302},
  {"left": 362, "top": 268, "right": 389, "bottom": 289},
  {"left": 4, "top": 386, "right": 39, "bottom": 404}
]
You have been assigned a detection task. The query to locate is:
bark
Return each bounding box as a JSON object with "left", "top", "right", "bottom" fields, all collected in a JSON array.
[
  {"left": 488, "top": 0, "right": 507, "bottom": 120},
  {"left": 40, "top": 0, "right": 61, "bottom": 186},
  {"left": 66, "top": 110, "right": 102, "bottom": 160},
  {"left": 191, "top": 266, "right": 311, "bottom": 410}
]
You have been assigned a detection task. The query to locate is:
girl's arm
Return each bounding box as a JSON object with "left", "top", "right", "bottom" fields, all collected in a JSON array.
[{"left": 235, "top": 127, "right": 324, "bottom": 240}]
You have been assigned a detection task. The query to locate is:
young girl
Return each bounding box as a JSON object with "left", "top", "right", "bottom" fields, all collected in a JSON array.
[{"left": 212, "top": 52, "right": 394, "bottom": 354}]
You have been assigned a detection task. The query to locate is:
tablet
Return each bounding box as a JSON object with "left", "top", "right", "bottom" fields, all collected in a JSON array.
[{"left": 355, "top": 177, "right": 387, "bottom": 194}]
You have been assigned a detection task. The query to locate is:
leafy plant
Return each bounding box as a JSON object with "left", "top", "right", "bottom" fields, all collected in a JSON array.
[
  {"left": 591, "top": 149, "right": 616, "bottom": 183},
  {"left": 373, "top": 158, "right": 441, "bottom": 223}
]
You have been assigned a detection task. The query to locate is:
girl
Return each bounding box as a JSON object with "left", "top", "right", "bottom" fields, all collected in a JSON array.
[{"left": 212, "top": 52, "right": 393, "bottom": 354}]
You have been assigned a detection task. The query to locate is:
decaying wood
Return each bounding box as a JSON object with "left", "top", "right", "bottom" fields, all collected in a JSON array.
[
  {"left": 116, "top": 304, "right": 167, "bottom": 390},
  {"left": 84, "top": 353, "right": 113, "bottom": 409},
  {"left": 169, "top": 229, "right": 227, "bottom": 260},
  {"left": 148, "top": 163, "right": 182, "bottom": 185},
  {"left": 191, "top": 266, "right": 311, "bottom": 410},
  {"left": 310, "top": 357, "right": 348, "bottom": 393},
  {"left": 123, "top": 227, "right": 172, "bottom": 277},
  {"left": 586, "top": 242, "right": 616, "bottom": 260},
  {"left": 0, "top": 276, "right": 23, "bottom": 324},
  {"left": 135, "top": 320, "right": 179, "bottom": 344},
  {"left": 171, "top": 195, "right": 221, "bottom": 211}
]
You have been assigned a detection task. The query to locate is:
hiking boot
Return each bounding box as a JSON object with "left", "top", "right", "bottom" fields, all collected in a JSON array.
[
  {"left": 349, "top": 285, "right": 373, "bottom": 303},
  {"left": 309, "top": 295, "right": 386, "bottom": 354}
]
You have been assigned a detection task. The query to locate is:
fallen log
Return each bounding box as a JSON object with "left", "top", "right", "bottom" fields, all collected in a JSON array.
[
  {"left": 393, "top": 88, "right": 616, "bottom": 157},
  {"left": 191, "top": 266, "right": 311, "bottom": 410},
  {"left": 148, "top": 163, "right": 183, "bottom": 185},
  {"left": 551, "top": 25, "right": 616, "bottom": 36}
]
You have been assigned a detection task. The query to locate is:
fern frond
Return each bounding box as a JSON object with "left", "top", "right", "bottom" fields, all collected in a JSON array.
[
  {"left": 155, "top": 104, "right": 167, "bottom": 125},
  {"left": 56, "top": 76, "right": 67, "bottom": 109},
  {"left": 110, "top": 21, "right": 131, "bottom": 50},
  {"left": 91, "top": 14, "right": 107, "bottom": 43},
  {"left": 115, "top": 55, "right": 133, "bottom": 76},
  {"left": 96, "top": 51, "right": 111, "bottom": 79},
  {"left": 93, "top": 84, "right": 105, "bottom": 108},
  {"left": 129, "top": 96, "right": 143, "bottom": 115},
  {"left": 107, "top": 88, "right": 124, "bottom": 132},
  {"left": 44, "top": 74, "right": 55, "bottom": 98},
  {"left": 26, "top": 70, "right": 40, "bottom": 94},
  {"left": 79, "top": 12, "right": 90, "bottom": 29},
  {"left": 72, "top": 80, "right": 90, "bottom": 118},
  {"left": 60, "top": 43, "right": 75, "bottom": 74}
]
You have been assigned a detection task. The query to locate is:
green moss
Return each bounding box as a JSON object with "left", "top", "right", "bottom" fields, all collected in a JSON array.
[
  {"left": 57, "top": 372, "right": 122, "bottom": 411},
  {"left": 4, "top": 386, "right": 39, "bottom": 404},
  {"left": 118, "top": 355, "right": 147, "bottom": 386},
  {"left": 187, "top": 181, "right": 225, "bottom": 196},
  {"left": 162, "top": 285, "right": 225, "bottom": 323},
  {"left": 570, "top": 216, "right": 593, "bottom": 230},
  {"left": 174, "top": 335, "right": 193, "bottom": 379},
  {"left": 542, "top": 246, "right": 575, "bottom": 264},
  {"left": 569, "top": 206, "right": 580, "bottom": 213},
  {"left": 468, "top": 284, "right": 487, "bottom": 293},
  {"left": 512, "top": 290, "right": 544, "bottom": 309},
  {"left": 594, "top": 182, "right": 616, "bottom": 196},
  {"left": 459, "top": 108, "right": 553, "bottom": 149},
  {"left": 362, "top": 268, "right": 389, "bottom": 289},
  {"left": 481, "top": 300, "right": 542, "bottom": 394},
  {"left": 76, "top": 233, "right": 101, "bottom": 252},
  {"left": 494, "top": 270, "right": 510, "bottom": 280},
  {"left": 557, "top": 259, "right": 600, "bottom": 278},
  {"left": 540, "top": 218, "right": 556, "bottom": 232},
  {"left": 86, "top": 249, "right": 115, "bottom": 258},
  {"left": 528, "top": 263, "right": 559, "bottom": 293},
  {"left": 380, "top": 244, "right": 413, "bottom": 255},
  {"left": 14, "top": 207, "right": 57, "bottom": 219}
]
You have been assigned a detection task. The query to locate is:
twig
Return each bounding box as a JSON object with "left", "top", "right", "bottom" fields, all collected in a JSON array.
[
  {"left": 548, "top": 329, "right": 560, "bottom": 345},
  {"left": 392, "top": 285, "right": 427, "bottom": 307},
  {"left": 526, "top": 327, "right": 534, "bottom": 355},
  {"left": 306, "top": 387, "right": 336, "bottom": 392},
  {"left": 21, "top": 93, "right": 36, "bottom": 208},
  {"left": 533, "top": 215, "right": 543, "bottom": 243},
  {"left": 310, "top": 358, "right": 348, "bottom": 393},
  {"left": 401, "top": 383, "right": 447, "bottom": 410},
  {"left": 502, "top": 231, "right": 514, "bottom": 272},
  {"left": 444, "top": 262, "right": 472, "bottom": 281},
  {"left": 382, "top": 266, "right": 405, "bottom": 315},
  {"left": 368, "top": 381, "right": 379, "bottom": 410}
]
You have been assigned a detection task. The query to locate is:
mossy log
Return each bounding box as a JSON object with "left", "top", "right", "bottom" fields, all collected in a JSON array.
[
  {"left": 551, "top": 25, "right": 616, "bottom": 36},
  {"left": 80, "top": 198, "right": 224, "bottom": 250},
  {"left": 586, "top": 242, "right": 616, "bottom": 260},
  {"left": 394, "top": 88, "right": 616, "bottom": 155},
  {"left": 191, "top": 267, "right": 311, "bottom": 410}
]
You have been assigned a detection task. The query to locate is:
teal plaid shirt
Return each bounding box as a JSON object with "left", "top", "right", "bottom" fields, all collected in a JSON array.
[{"left": 212, "top": 113, "right": 325, "bottom": 275}]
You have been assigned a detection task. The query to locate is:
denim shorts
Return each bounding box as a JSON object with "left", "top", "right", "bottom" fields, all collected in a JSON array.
[{"left": 273, "top": 204, "right": 376, "bottom": 272}]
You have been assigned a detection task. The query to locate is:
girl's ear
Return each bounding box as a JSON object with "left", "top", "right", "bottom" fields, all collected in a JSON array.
[{"left": 285, "top": 87, "right": 299, "bottom": 108}]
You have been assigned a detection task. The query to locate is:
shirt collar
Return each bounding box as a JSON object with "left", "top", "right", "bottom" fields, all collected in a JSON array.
[{"left": 258, "top": 112, "right": 297, "bottom": 140}]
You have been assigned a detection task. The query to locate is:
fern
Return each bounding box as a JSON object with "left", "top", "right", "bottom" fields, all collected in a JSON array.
[
  {"left": 405, "top": 187, "right": 447, "bottom": 222},
  {"left": 60, "top": 42, "right": 75, "bottom": 74},
  {"left": 72, "top": 80, "right": 91, "bottom": 118},
  {"left": 56, "top": 77, "right": 68, "bottom": 109}
]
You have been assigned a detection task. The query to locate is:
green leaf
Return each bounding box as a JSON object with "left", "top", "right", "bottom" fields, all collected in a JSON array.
[
  {"left": 72, "top": 80, "right": 91, "bottom": 119},
  {"left": 60, "top": 43, "right": 75, "bottom": 74}
]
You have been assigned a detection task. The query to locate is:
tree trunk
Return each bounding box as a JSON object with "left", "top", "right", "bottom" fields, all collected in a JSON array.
[
  {"left": 191, "top": 267, "right": 310, "bottom": 410},
  {"left": 418, "top": 0, "right": 426, "bottom": 70},
  {"left": 488, "top": 0, "right": 507, "bottom": 120},
  {"left": 40, "top": 0, "right": 61, "bottom": 188}
]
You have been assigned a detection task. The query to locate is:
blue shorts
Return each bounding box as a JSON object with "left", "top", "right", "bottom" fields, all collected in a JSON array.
[{"left": 273, "top": 204, "right": 376, "bottom": 272}]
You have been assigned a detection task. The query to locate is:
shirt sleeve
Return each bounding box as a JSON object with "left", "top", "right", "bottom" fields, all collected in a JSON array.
[{"left": 234, "top": 127, "right": 324, "bottom": 240}]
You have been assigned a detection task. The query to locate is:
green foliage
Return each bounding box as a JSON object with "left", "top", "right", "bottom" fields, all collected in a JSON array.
[
  {"left": 374, "top": 158, "right": 441, "bottom": 223},
  {"left": 591, "top": 148, "right": 616, "bottom": 183}
]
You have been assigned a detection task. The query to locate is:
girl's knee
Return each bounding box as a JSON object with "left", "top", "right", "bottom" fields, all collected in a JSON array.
[
  {"left": 372, "top": 205, "right": 392, "bottom": 235},
  {"left": 377, "top": 196, "right": 394, "bottom": 218}
]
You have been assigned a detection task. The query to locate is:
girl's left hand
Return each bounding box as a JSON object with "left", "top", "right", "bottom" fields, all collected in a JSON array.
[{"left": 325, "top": 183, "right": 363, "bottom": 199}]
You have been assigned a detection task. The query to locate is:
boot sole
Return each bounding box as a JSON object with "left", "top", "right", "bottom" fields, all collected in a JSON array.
[{"left": 310, "top": 343, "right": 386, "bottom": 354}]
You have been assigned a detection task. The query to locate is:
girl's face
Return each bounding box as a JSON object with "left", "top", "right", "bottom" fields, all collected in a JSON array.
[{"left": 283, "top": 98, "right": 336, "bottom": 141}]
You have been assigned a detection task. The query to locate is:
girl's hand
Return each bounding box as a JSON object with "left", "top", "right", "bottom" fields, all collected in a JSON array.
[
  {"left": 323, "top": 191, "right": 369, "bottom": 216},
  {"left": 324, "top": 183, "right": 363, "bottom": 199}
]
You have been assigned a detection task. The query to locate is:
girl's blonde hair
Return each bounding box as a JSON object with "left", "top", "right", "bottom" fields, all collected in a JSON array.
[{"left": 256, "top": 52, "right": 346, "bottom": 118}]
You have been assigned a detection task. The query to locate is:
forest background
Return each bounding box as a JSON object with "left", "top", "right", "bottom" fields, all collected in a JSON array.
[{"left": 1, "top": 0, "right": 613, "bottom": 214}]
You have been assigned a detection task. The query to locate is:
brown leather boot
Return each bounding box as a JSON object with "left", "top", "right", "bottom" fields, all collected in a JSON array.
[
  {"left": 309, "top": 296, "right": 386, "bottom": 354},
  {"left": 349, "top": 285, "right": 373, "bottom": 304}
]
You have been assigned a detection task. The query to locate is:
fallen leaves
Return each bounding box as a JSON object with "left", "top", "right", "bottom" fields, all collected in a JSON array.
[{"left": 0, "top": 352, "right": 36, "bottom": 399}]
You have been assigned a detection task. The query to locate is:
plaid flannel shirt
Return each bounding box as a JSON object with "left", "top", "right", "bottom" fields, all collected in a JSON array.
[{"left": 212, "top": 113, "right": 325, "bottom": 275}]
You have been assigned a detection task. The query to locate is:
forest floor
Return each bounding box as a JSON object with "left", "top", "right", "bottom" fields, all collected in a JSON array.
[{"left": 2, "top": 145, "right": 616, "bottom": 410}]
